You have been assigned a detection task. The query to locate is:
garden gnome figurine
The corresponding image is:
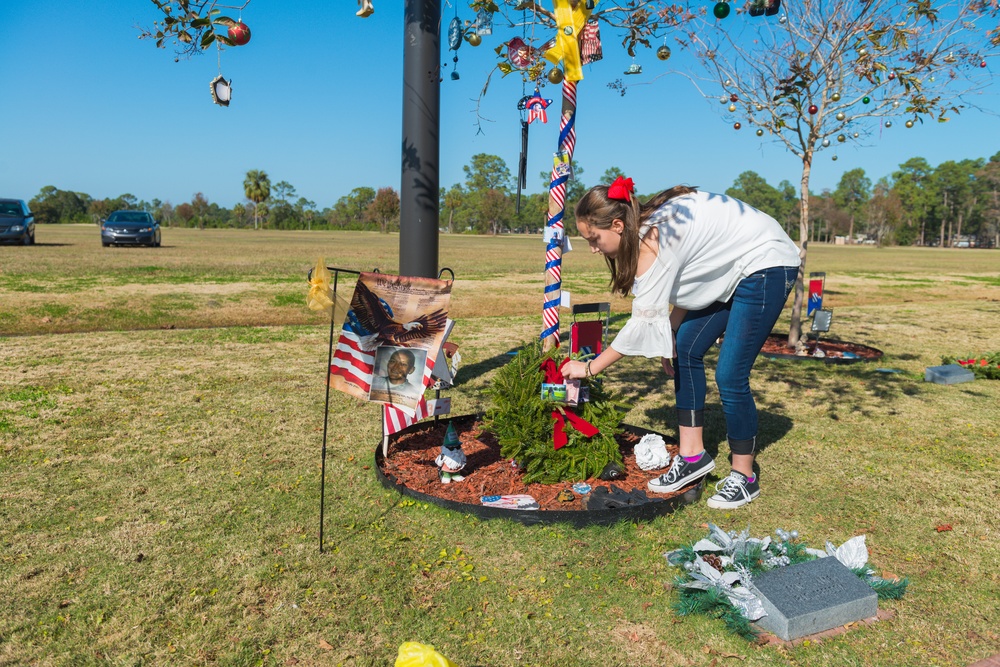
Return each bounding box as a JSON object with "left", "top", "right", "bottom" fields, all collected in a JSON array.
[
  {"left": 435, "top": 421, "right": 466, "bottom": 483},
  {"left": 357, "top": 0, "right": 374, "bottom": 18}
]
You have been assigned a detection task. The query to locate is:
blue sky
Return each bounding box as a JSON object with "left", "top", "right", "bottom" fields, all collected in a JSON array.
[{"left": 1, "top": 1, "right": 997, "bottom": 210}]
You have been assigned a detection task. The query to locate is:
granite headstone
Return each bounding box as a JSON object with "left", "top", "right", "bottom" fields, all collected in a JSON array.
[{"left": 746, "top": 556, "right": 877, "bottom": 641}]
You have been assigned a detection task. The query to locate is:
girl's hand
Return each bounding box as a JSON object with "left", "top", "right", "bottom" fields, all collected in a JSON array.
[
  {"left": 561, "top": 360, "right": 587, "bottom": 380},
  {"left": 661, "top": 357, "right": 675, "bottom": 377}
]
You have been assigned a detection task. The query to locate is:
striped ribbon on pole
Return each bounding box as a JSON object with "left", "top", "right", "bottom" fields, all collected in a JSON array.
[{"left": 541, "top": 80, "right": 577, "bottom": 349}]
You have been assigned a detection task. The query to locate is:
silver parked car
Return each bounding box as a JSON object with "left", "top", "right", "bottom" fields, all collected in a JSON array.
[
  {"left": 0, "top": 199, "right": 36, "bottom": 245},
  {"left": 101, "top": 210, "right": 161, "bottom": 247}
]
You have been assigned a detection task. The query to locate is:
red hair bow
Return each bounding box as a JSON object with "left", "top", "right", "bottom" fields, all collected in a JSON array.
[{"left": 607, "top": 176, "right": 634, "bottom": 202}]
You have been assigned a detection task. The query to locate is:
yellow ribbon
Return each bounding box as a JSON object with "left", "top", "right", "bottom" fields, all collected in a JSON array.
[
  {"left": 543, "top": 0, "right": 595, "bottom": 81},
  {"left": 306, "top": 257, "right": 334, "bottom": 312}
]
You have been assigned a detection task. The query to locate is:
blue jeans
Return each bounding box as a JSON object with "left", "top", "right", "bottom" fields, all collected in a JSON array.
[{"left": 673, "top": 266, "right": 798, "bottom": 456}]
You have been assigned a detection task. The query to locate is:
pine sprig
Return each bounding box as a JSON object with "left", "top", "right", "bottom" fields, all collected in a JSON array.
[{"left": 484, "top": 341, "right": 630, "bottom": 484}]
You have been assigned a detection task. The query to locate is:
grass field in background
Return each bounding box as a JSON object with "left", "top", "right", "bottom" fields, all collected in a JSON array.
[{"left": 1, "top": 226, "right": 999, "bottom": 666}]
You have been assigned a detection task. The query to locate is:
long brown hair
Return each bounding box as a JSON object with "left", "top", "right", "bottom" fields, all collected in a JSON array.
[{"left": 574, "top": 184, "right": 696, "bottom": 296}]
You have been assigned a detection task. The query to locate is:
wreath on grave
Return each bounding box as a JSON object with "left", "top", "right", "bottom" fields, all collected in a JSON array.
[
  {"left": 941, "top": 352, "right": 1000, "bottom": 380},
  {"left": 666, "top": 525, "right": 908, "bottom": 640},
  {"left": 483, "top": 341, "right": 629, "bottom": 484}
]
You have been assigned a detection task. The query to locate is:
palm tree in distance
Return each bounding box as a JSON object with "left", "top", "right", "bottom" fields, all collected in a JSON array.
[{"left": 243, "top": 169, "right": 271, "bottom": 230}]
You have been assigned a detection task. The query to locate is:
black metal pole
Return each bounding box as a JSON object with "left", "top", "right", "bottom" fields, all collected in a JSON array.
[{"left": 400, "top": 0, "right": 441, "bottom": 279}]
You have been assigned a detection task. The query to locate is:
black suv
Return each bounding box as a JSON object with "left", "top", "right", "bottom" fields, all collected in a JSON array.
[
  {"left": 0, "top": 199, "right": 36, "bottom": 245},
  {"left": 101, "top": 210, "right": 161, "bottom": 247}
]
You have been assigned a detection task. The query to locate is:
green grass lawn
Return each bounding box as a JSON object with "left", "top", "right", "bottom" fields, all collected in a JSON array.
[{"left": 2, "top": 226, "right": 999, "bottom": 666}]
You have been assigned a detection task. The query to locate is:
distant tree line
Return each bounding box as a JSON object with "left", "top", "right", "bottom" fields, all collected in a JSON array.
[{"left": 27, "top": 151, "right": 1000, "bottom": 247}]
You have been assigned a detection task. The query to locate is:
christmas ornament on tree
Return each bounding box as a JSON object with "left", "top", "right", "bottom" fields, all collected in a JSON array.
[
  {"left": 467, "top": 33, "right": 482, "bottom": 46},
  {"left": 657, "top": 45, "right": 671, "bottom": 61},
  {"left": 548, "top": 67, "right": 564, "bottom": 84},
  {"left": 831, "top": 155, "right": 838, "bottom": 161},
  {"left": 835, "top": 112, "right": 846, "bottom": 121},
  {"left": 905, "top": 119, "right": 914, "bottom": 128},
  {"left": 228, "top": 21, "right": 251, "bottom": 46},
  {"left": 884, "top": 120, "right": 892, "bottom": 127},
  {"left": 209, "top": 75, "right": 232, "bottom": 107},
  {"left": 714, "top": 2, "right": 731, "bottom": 19},
  {"left": 730, "top": 93, "right": 739, "bottom": 102},
  {"left": 756, "top": 128, "right": 764, "bottom": 136},
  {"left": 888, "top": 71, "right": 896, "bottom": 80},
  {"left": 733, "top": 122, "right": 741, "bottom": 130},
  {"left": 808, "top": 104, "right": 818, "bottom": 114},
  {"left": 837, "top": 134, "right": 846, "bottom": 142},
  {"left": 728, "top": 103, "right": 737, "bottom": 112},
  {"left": 448, "top": 15, "right": 462, "bottom": 80},
  {"left": 822, "top": 138, "right": 830, "bottom": 147},
  {"left": 862, "top": 96, "right": 871, "bottom": 104},
  {"left": 831, "top": 92, "right": 841, "bottom": 101}
]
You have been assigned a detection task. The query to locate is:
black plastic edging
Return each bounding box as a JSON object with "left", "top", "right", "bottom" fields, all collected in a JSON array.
[{"left": 374, "top": 418, "right": 704, "bottom": 527}]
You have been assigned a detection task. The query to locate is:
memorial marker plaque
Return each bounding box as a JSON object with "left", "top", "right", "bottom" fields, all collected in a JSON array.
[{"left": 746, "top": 556, "right": 878, "bottom": 641}]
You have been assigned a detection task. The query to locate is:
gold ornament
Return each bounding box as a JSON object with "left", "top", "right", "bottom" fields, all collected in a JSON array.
[
  {"left": 468, "top": 33, "right": 482, "bottom": 46},
  {"left": 548, "top": 67, "right": 564, "bottom": 84},
  {"left": 831, "top": 92, "right": 841, "bottom": 102}
]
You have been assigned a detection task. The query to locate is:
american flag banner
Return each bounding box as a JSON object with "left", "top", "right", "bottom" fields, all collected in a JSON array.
[{"left": 328, "top": 272, "right": 452, "bottom": 418}]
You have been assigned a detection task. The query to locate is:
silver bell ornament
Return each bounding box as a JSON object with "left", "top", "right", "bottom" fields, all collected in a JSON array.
[
  {"left": 822, "top": 138, "right": 831, "bottom": 147},
  {"left": 885, "top": 120, "right": 893, "bottom": 128},
  {"left": 892, "top": 100, "right": 900, "bottom": 109},
  {"left": 720, "top": 96, "right": 729, "bottom": 104},
  {"left": 779, "top": 15, "right": 787, "bottom": 23}
]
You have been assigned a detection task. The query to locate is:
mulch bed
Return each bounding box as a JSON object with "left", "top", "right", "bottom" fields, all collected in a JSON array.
[
  {"left": 760, "top": 333, "right": 883, "bottom": 362},
  {"left": 379, "top": 415, "right": 686, "bottom": 511}
]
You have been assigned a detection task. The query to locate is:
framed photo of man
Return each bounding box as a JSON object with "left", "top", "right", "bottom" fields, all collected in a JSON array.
[{"left": 369, "top": 345, "right": 427, "bottom": 410}]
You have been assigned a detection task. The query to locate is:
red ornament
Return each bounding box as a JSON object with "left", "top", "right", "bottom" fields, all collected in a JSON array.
[
  {"left": 730, "top": 93, "right": 738, "bottom": 102},
  {"left": 888, "top": 71, "right": 896, "bottom": 80},
  {"left": 228, "top": 21, "right": 251, "bottom": 46},
  {"left": 734, "top": 122, "right": 741, "bottom": 130},
  {"left": 808, "top": 104, "right": 818, "bottom": 114},
  {"left": 981, "top": 60, "right": 988, "bottom": 68}
]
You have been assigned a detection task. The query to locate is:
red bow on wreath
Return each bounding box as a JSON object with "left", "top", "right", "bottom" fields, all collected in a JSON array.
[
  {"left": 607, "top": 176, "right": 635, "bottom": 202},
  {"left": 540, "top": 358, "right": 599, "bottom": 450}
]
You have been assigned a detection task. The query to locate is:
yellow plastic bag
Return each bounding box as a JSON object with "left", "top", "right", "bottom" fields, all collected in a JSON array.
[{"left": 394, "top": 642, "right": 459, "bottom": 667}]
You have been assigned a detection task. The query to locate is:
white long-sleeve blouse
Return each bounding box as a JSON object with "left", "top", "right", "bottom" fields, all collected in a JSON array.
[{"left": 610, "top": 190, "right": 801, "bottom": 360}]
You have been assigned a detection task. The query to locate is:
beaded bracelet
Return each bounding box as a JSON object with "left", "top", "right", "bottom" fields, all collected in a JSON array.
[{"left": 585, "top": 360, "right": 593, "bottom": 377}]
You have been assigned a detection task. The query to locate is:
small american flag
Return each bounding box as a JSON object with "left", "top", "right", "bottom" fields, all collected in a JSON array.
[
  {"left": 581, "top": 19, "right": 602, "bottom": 65},
  {"left": 525, "top": 88, "right": 551, "bottom": 124},
  {"left": 382, "top": 395, "right": 452, "bottom": 436}
]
